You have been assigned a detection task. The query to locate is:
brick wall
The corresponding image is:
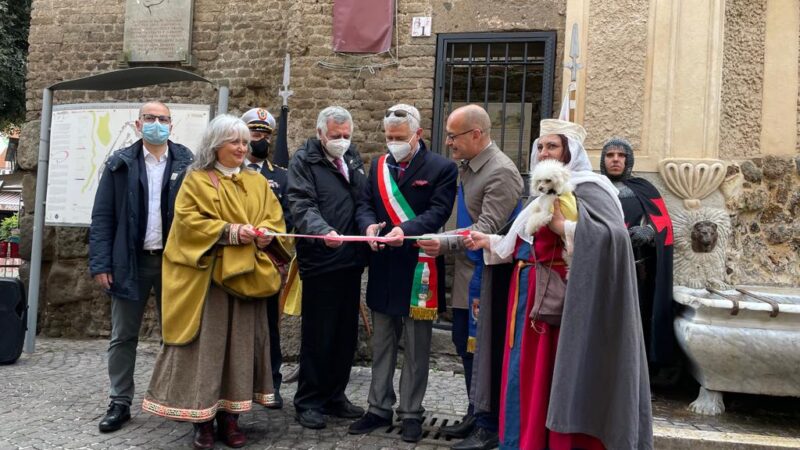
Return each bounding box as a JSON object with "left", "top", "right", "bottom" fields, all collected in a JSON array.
[{"left": 20, "top": 0, "right": 567, "bottom": 341}]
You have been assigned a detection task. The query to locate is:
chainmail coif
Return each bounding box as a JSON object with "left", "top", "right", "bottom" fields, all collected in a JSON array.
[{"left": 600, "top": 137, "right": 635, "bottom": 181}]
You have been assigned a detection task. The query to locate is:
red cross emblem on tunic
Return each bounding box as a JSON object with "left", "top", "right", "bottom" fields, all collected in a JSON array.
[{"left": 650, "top": 198, "right": 674, "bottom": 245}]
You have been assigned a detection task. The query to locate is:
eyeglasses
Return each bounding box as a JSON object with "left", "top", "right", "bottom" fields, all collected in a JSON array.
[
  {"left": 385, "top": 108, "right": 420, "bottom": 123},
  {"left": 445, "top": 129, "right": 477, "bottom": 142},
  {"left": 140, "top": 114, "right": 172, "bottom": 124}
]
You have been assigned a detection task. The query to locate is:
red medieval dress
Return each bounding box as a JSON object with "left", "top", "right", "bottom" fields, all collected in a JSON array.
[{"left": 499, "top": 225, "right": 605, "bottom": 450}]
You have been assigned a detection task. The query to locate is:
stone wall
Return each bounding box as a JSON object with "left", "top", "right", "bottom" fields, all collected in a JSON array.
[
  {"left": 724, "top": 155, "right": 800, "bottom": 286},
  {"left": 582, "top": 0, "right": 650, "bottom": 152},
  {"left": 282, "top": 0, "right": 435, "bottom": 161},
  {"left": 20, "top": 0, "right": 566, "bottom": 342},
  {"left": 718, "top": 0, "right": 766, "bottom": 159}
]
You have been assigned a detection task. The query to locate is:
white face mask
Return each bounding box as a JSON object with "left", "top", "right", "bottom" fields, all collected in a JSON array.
[
  {"left": 323, "top": 137, "right": 350, "bottom": 158},
  {"left": 387, "top": 135, "right": 415, "bottom": 162}
]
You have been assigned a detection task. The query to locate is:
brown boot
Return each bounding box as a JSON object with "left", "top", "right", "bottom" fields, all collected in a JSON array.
[
  {"left": 216, "top": 411, "right": 247, "bottom": 448},
  {"left": 192, "top": 420, "right": 215, "bottom": 450}
]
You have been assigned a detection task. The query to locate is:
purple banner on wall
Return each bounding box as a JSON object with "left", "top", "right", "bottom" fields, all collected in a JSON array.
[{"left": 333, "top": 0, "right": 394, "bottom": 53}]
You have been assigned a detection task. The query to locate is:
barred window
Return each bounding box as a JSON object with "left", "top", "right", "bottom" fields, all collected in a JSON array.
[{"left": 432, "top": 32, "right": 557, "bottom": 181}]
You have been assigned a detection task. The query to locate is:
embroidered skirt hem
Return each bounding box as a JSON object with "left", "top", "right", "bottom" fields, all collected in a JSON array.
[{"left": 143, "top": 285, "right": 273, "bottom": 423}]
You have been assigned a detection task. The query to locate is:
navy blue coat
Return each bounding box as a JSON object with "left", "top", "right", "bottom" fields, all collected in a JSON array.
[
  {"left": 256, "top": 160, "right": 293, "bottom": 231},
  {"left": 288, "top": 138, "right": 368, "bottom": 278},
  {"left": 88, "top": 140, "right": 194, "bottom": 301},
  {"left": 356, "top": 142, "right": 457, "bottom": 316}
]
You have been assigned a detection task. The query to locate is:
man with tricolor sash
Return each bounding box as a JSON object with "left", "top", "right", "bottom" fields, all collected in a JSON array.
[
  {"left": 348, "top": 104, "right": 457, "bottom": 443},
  {"left": 418, "top": 105, "right": 523, "bottom": 450}
]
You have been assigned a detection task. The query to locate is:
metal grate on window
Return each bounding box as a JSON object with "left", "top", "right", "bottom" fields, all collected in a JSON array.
[{"left": 432, "top": 32, "right": 557, "bottom": 182}]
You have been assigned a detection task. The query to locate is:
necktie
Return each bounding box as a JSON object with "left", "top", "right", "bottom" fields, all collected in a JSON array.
[
  {"left": 334, "top": 158, "right": 349, "bottom": 182},
  {"left": 247, "top": 163, "right": 260, "bottom": 171},
  {"left": 398, "top": 161, "right": 409, "bottom": 180}
]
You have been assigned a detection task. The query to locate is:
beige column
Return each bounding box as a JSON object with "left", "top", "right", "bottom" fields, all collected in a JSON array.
[
  {"left": 639, "top": 0, "right": 727, "bottom": 170},
  {"left": 759, "top": 0, "right": 800, "bottom": 155}
]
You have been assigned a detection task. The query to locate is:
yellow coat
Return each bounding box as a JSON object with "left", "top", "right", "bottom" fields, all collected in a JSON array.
[{"left": 161, "top": 168, "right": 290, "bottom": 345}]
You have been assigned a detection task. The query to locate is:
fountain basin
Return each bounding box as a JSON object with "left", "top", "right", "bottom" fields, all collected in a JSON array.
[{"left": 673, "top": 285, "right": 800, "bottom": 414}]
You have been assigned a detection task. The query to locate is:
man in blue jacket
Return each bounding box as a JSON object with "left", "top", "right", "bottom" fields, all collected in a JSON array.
[
  {"left": 88, "top": 101, "right": 194, "bottom": 433},
  {"left": 349, "top": 104, "right": 457, "bottom": 442}
]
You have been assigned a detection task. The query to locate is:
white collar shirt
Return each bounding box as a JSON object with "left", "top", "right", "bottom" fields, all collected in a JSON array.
[
  {"left": 247, "top": 158, "right": 264, "bottom": 171},
  {"left": 142, "top": 145, "right": 168, "bottom": 250}
]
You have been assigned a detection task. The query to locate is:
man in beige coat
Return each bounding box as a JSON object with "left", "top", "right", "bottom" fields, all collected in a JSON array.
[{"left": 418, "top": 104, "right": 523, "bottom": 450}]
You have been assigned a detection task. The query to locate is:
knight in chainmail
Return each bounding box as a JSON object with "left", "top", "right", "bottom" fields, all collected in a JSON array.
[{"left": 601, "top": 137, "right": 678, "bottom": 385}]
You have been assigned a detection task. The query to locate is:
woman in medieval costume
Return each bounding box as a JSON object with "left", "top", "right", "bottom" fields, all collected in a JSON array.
[
  {"left": 465, "top": 119, "right": 653, "bottom": 450},
  {"left": 142, "top": 115, "right": 290, "bottom": 450}
]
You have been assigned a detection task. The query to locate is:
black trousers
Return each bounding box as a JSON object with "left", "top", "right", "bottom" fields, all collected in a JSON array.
[
  {"left": 476, "top": 262, "right": 514, "bottom": 432},
  {"left": 451, "top": 307, "right": 474, "bottom": 414},
  {"left": 266, "top": 294, "right": 282, "bottom": 391},
  {"left": 293, "top": 266, "right": 363, "bottom": 412}
]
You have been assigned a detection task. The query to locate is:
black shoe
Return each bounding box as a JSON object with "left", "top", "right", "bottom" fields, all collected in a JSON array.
[
  {"left": 451, "top": 427, "right": 499, "bottom": 450},
  {"left": 98, "top": 402, "right": 131, "bottom": 433},
  {"left": 323, "top": 400, "right": 365, "bottom": 419},
  {"left": 650, "top": 365, "right": 682, "bottom": 388},
  {"left": 348, "top": 412, "right": 391, "bottom": 435},
  {"left": 439, "top": 413, "right": 475, "bottom": 439},
  {"left": 401, "top": 418, "right": 423, "bottom": 443},
  {"left": 265, "top": 391, "right": 283, "bottom": 409},
  {"left": 296, "top": 409, "right": 326, "bottom": 429}
]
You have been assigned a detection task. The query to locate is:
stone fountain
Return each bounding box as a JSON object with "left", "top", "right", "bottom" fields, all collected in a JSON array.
[{"left": 659, "top": 158, "right": 800, "bottom": 416}]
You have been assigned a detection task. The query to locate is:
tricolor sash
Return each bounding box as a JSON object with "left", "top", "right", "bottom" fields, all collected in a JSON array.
[
  {"left": 457, "top": 183, "right": 482, "bottom": 353},
  {"left": 458, "top": 183, "right": 523, "bottom": 353},
  {"left": 376, "top": 154, "right": 439, "bottom": 320}
]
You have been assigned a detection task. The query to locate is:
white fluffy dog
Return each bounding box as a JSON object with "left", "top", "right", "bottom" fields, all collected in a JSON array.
[{"left": 525, "top": 159, "right": 574, "bottom": 236}]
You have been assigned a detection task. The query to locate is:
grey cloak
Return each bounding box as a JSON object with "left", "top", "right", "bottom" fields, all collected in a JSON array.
[{"left": 546, "top": 182, "right": 653, "bottom": 449}]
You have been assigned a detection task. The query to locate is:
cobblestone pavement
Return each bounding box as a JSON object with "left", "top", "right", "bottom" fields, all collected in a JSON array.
[
  {"left": 1, "top": 339, "right": 466, "bottom": 450},
  {"left": 2, "top": 338, "right": 800, "bottom": 449}
]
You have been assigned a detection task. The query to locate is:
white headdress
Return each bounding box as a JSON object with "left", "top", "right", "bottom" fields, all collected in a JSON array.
[{"left": 490, "top": 119, "right": 623, "bottom": 259}]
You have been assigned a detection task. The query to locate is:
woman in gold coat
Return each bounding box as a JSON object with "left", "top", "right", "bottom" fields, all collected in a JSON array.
[{"left": 142, "top": 114, "right": 290, "bottom": 449}]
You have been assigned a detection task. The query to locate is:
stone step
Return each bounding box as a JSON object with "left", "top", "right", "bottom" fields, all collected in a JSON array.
[{"left": 655, "top": 424, "right": 800, "bottom": 449}]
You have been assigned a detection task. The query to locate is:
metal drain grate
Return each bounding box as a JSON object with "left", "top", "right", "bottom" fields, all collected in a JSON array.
[{"left": 371, "top": 411, "right": 465, "bottom": 445}]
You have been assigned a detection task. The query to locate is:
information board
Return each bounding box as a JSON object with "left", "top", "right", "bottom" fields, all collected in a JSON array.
[{"left": 45, "top": 103, "right": 210, "bottom": 226}]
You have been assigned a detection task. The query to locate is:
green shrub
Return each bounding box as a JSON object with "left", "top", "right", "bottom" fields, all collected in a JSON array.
[{"left": 0, "top": 213, "right": 19, "bottom": 242}]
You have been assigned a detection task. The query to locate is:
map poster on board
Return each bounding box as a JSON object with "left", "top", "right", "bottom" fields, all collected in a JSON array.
[{"left": 45, "top": 103, "right": 210, "bottom": 227}]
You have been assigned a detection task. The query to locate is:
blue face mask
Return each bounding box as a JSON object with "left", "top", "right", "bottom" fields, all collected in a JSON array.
[{"left": 141, "top": 122, "right": 170, "bottom": 145}]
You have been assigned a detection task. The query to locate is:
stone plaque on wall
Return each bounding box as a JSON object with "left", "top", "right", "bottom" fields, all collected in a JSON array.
[{"left": 122, "top": 0, "right": 194, "bottom": 64}]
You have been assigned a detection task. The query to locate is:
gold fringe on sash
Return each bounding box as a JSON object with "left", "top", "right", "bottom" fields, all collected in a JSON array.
[
  {"left": 466, "top": 336, "right": 477, "bottom": 353},
  {"left": 410, "top": 306, "right": 438, "bottom": 321}
]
